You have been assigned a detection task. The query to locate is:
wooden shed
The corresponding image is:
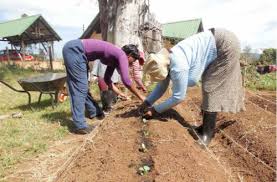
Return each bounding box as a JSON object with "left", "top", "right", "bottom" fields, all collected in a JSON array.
[{"left": 0, "top": 14, "right": 61, "bottom": 68}]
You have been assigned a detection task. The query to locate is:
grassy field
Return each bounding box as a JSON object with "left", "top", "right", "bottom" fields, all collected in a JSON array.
[{"left": 0, "top": 64, "right": 73, "bottom": 177}]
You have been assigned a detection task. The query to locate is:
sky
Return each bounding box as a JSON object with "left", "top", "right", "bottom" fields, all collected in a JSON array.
[{"left": 0, "top": 0, "right": 276, "bottom": 58}]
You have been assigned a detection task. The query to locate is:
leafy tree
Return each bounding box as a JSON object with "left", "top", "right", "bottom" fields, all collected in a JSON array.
[
  {"left": 259, "top": 48, "right": 276, "bottom": 65},
  {"left": 240, "top": 45, "right": 252, "bottom": 65}
]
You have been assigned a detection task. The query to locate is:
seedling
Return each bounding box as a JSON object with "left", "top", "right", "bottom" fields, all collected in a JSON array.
[
  {"left": 138, "top": 165, "right": 151, "bottom": 175},
  {"left": 143, "top": 130, "right": 150, "bottom": 137},
  {"left": 142, "top": 118, "right": 148, "bottom": 123},
  {"left": 139, "top": 143, "right": 147, "bottom": 153}
]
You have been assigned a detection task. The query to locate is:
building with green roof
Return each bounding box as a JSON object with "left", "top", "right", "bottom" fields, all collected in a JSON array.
[
  {"left": 0, "top": 14, "right": 61, "bottom": 45},
  {"left": 0, "top": 14, "right": 61, "bottom": 64},
  {"left": 162, "top": 18, "right": 203, "bottom": 48}
]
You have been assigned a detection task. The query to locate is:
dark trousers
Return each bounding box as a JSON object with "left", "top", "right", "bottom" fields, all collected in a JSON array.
[{"left": 62, "top": 39, "right": 102, "bottom": 129}]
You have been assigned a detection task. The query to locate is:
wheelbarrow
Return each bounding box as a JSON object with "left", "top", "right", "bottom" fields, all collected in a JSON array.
[{"left": 0, "top": 72, "right": 67, "bottom": 109}]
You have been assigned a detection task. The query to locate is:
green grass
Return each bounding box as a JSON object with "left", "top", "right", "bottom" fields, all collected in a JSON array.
[
  {"left": 0, "top": 63, "right": 73, "bottom": 177},
  {"left": 243, "top": 65, "right": 276, "bottom": 91}
]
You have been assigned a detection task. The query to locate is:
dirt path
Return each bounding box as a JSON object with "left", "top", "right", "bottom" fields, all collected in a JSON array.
[{"left": 2, "top": 88, "right": 276, "bottom": 182}]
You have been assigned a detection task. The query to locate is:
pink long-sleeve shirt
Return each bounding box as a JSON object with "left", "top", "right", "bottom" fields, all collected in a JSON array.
[{"left": 130, "top": 60, "right": 146, "bottom": 91}]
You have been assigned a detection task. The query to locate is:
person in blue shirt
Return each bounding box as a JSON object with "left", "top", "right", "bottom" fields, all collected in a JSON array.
[{"left": 141, "top": 28, "right": 245, "bottom": 146}]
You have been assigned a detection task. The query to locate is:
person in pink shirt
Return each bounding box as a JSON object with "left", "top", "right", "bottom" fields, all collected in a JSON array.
[
  {"left": 129, "top": 51, "right": 147, "bottom": 92},
  {"left": 93, "top": 51, "right": 147, "bottom": 112}
]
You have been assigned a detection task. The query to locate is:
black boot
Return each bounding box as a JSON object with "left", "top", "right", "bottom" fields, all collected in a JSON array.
[
  {"left": 195, "top": 125, "right": 203, "bottom": 135},
  {"left": 101, "top": 90, "right": 113, "bottom": 112},
  {"left": 188, "top": 124, "right": 203, "bottom": 140},
  {"left": 198, "top": 111, "right": 217, "bottom": 146}
]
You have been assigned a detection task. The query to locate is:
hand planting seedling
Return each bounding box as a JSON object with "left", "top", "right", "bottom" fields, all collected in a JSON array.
[{"left": 138, "top": 165, "right": 151, "bottom": 176}]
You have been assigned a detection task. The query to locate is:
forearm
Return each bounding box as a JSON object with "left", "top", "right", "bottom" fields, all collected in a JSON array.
[
  {"left": 126, "top": 83, "right": 145, "bottom": 101},
  {"left": 133, "top": 69, "right": 145, "bottom": 89},
  {"left": 154, "top": 96, "right": 184, "bottom": 113},
  {"left": 146, "top": 77, "right": 170, "bottom": 105},
  {"left": 108, "top": 83, "right": 122, "bottom": 96},
  {"left": 153, "top": 70, "right": 188, "bottom": 113},
  {"left": 135, "top": 79, "right": 146, "bottom": 90}
]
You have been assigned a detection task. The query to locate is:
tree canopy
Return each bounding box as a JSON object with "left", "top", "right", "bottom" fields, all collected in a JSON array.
[{"left": 259, "top": 48, "right": 276, "bottom": 65}]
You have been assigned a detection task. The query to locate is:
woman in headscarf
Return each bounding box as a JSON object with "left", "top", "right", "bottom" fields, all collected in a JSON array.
[{"left": 141, "top": 28, "right": 245, "bottom": 146}]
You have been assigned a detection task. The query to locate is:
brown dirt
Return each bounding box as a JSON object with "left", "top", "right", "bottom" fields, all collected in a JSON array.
[
  {"left": 56, "top": 99, "right": 228, "bottom": 182},
  {"left": 179, "top": 88, "right": 276, "bottom": 181},
  {"left": 246, "top": 90, "right": 276, "bottom": 114},
  {"left": 2, "top": 87, "right": 276, "bottom": 182},
  {"left": 56, "top": 87, "right": 276, "bottom": 182}
]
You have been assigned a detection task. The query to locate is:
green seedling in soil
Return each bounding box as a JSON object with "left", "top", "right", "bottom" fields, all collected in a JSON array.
[
  {"left": 139, "top": 143, "right": 147, "bottom": 153},
  {"left": 138, "top": 165, "right": 151, "bottom": 176},
  {"left": 143, "top": 130, "right": 150, "bottom": 137}
]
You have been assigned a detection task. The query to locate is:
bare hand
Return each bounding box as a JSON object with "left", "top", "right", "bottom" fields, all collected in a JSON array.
[
  {"left": 118, "top": 94, "right": 128, "bottom": 101},
  {"left": 141, "top": 87, "right": 147, "bottom": 93},
  {"left": 143, "top": 107, "right": 156, "bottom": 120},
  {"left": 139, "top": 100, "right": 150, "bottom": 114},
  {"left": 140, "top": 95, "right": 146, "bottom": 102}
]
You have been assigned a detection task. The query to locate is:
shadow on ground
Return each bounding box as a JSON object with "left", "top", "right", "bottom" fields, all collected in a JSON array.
[
  {"left": 41, "top": 111, "right": 75, "bottom": 131},
  {"left": 116, "top": 106, "right": 237, "bottom": 143},
  {"left": 13, "top": 97, "right": 60, "bottom": 111},
  {"left": 116, "top": 107, "right": 192, "bottom": 128}
]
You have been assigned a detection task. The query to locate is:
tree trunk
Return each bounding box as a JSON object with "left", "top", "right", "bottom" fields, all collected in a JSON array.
[{"left": 98, "top": 0, "right": 162, "bottom": 53}]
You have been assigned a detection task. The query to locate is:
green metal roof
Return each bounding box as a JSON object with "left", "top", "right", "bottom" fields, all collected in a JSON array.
[
  {"left": 162, "top": 19, "right": 202, "bottom": 40},
  {"left": 0, "top": 15, "right": 40, "bottom": 38}
]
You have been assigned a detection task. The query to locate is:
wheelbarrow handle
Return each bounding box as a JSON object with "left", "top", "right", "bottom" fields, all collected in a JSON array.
[
  {"left": 0, "top": 80, "right": 25, "bottom": 93},
  {"left": 0, "top": 80, "right": 32, "bottom": 110}
]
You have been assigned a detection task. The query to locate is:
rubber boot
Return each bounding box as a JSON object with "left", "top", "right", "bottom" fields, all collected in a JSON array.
[
  {"left": 188, "top": 124, "right": 203, "bottom": 140},
  {"left": 195, "top": 125, "right": 203, "bottom": 135},
  {"left": 100, "top": 90, "right": 113, "bottom": 112},
  {"left": 198, "top": 111, "right": 217, "bottom": 146}
]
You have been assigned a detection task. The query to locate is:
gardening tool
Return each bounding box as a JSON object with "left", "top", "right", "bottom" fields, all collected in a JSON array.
[{"left": 0, "top": 72, "right": 67, "bottom": 109}]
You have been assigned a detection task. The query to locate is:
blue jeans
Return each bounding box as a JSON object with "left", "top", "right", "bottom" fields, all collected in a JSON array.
[{"left": 63, "top": 39, "right": 102, "bottom": 129}]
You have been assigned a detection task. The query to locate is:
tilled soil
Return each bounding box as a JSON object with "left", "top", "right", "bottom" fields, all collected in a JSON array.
[
  {"left": 247, "top": 90, "right": 276, "bottom": 114},
  {"left": 57, "top": 100, "right": 228, "bottom": 182},
  {"left": 178, "top": 88, "right": 276, "bottom": 181},
  {"left": 56, "top": 87, "right": 276, "bottom": 182}
]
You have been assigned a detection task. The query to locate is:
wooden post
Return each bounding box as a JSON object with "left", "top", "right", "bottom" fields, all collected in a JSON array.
[
  {"left": 48, "top": 43, "right": 53, "bottom": 70},
  {"left": 6, "top": 47, "right": 10, "bottom": 63},
  {"left": 21, "top": 39, "right": 25, "bottom": 61},
  {"left": 51, "top": 41, "right": 54, "bottom": 61},
  {"left": 242, "top": 67, "right": 246, "bottom": 87}
]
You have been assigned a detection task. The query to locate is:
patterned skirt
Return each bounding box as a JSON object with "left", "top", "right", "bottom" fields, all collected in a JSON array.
[{"left": 201, "top": 28, "right": 245, "bottom": 113}]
